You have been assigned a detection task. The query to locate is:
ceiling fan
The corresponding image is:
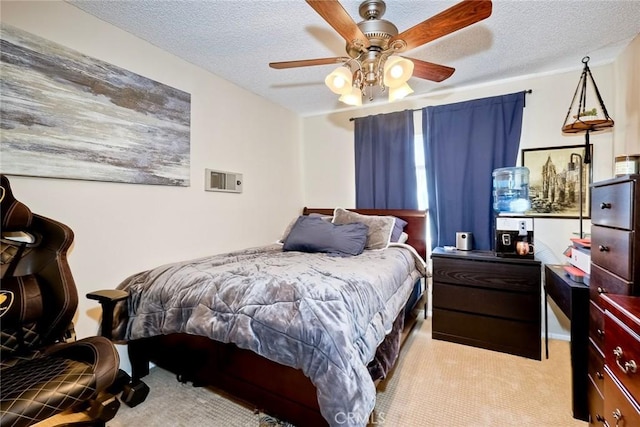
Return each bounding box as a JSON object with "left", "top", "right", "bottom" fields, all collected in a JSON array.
[{"left": 269, "top": 0, "right": 492, "bottom": 105}]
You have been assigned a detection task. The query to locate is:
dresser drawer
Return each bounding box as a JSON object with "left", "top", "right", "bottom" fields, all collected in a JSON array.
[
  {"left": 591, "top": 225, "right": 634, "bottom": 281},
  {"left": 432, "top": 308, "right": 540, "bottom": 360},
  {"left": 589, "top": 340, "right": 605, "bottom": 394},
  {"left": 432, "top": 257, "right": 539, "bottom": 292},
  {"left": 591, "top": 180, "right": 634, "bottom": 230},
  {"left": 605, "top": 311, "right": 640, "bottom": 402},
  {"left": 604, "top": 367, "right": 640, "bottom": 427},
  {"left": 591, "top": 264, "right": 633, "bottom": 303},
  {"left": 588, "top": 373, "right": 605, "bottom": 426},
  {"left": 591, "top": 300, "right": 606, "bottom": 348},
  {"left": 433, "top": 282, "right": 539, "bottom": 321}
]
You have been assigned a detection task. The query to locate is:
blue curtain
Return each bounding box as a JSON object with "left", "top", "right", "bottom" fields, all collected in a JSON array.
[
  {"left": 422, "top": 91, "right": 526, "bottom": 250},
  {"left": 354, "top": 110, "right": 418, "bottom": 209}
]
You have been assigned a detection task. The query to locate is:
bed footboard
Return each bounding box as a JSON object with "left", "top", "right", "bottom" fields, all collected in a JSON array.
[{"left": 127, "top": 286, "right": 424, "bottom": 427}]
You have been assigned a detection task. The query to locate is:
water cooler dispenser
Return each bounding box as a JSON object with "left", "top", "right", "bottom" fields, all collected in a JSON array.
[
  {"left": 492, "top": 167, "right": 531, "bottom": 213},
  {"left": 493, "top": 167, "right": 534, "bottom": 258}
]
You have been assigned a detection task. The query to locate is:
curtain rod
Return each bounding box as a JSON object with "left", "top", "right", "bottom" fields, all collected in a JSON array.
[{"left": 348, "top": 89, "right": 533, "bottom": 122}]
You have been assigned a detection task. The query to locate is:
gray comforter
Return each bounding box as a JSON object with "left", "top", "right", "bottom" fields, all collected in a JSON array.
[{"left": 113, "top": 243, "right": 426, "bottom": 426}]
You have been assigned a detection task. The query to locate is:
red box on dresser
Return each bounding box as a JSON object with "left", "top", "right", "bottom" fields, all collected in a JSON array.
[{"left": 588, "top": 174, "right": 640, "bottom": 426}]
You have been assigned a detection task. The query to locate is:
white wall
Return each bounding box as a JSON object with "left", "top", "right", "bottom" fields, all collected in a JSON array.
[
  {"left": 3, "top": 1, "right": 636, "bottom": 357},
  {"left": 301, "top": 62, "right": 622, "bottom": 340},
  {"left": 613, "top": 34, "right": 640, "bottom": 157},
  {"left": 1, "top": 1, "right": 304, "bottom": 369}
]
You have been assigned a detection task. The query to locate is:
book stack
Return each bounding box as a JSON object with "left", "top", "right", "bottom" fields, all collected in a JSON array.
[{"left": 563, "top": 237, "right": 591, "bottom": 284}]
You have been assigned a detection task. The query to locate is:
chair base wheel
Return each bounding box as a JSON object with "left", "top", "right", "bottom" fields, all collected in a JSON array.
[
  {"left": 87, "top": 393, "right": 120, "bottom": 422},
  {"left": 121, "top": 380, "right": 150, "bottom": 407},
  {"left": 107, "top": 369, "right": 131, "bottom": 395}
]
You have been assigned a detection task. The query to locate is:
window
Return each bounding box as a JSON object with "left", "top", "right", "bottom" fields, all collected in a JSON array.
[{"left": 415, "top": 135, "right": 427, "bottom": 210}]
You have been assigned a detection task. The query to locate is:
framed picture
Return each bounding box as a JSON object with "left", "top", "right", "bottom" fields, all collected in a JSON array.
[{"left": 521, "top": 144, "right": 593, "bottom": 218}]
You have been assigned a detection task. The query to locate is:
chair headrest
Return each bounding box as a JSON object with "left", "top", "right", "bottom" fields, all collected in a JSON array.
[{"left": 1, "top": 175, "right": 33, "bottom": 231}]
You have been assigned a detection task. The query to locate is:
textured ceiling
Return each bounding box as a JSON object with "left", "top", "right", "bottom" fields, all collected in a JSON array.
[{"left": 67, "top": 0, "right": 640, "bottom": 117}]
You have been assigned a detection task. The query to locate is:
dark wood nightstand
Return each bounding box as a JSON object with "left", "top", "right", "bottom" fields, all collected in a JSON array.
[{"left": 431, "top": 247, "right": 541, "bottom": 360}]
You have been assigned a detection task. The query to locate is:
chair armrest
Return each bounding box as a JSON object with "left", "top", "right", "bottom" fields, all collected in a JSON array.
[
  {"left": 87, "top": 289, "right": 129, "bottom": 304},
  {"left": 87, "top": 290, "right": 128, "bottom": 340}
]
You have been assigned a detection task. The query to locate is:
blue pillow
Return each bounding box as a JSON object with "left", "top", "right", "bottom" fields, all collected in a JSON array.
[
  {"left": 283, "top": 215, "right": 369, "bottom": 256},
  {"left": 390, "top": 217, "right": 408, "bottom": 242}
]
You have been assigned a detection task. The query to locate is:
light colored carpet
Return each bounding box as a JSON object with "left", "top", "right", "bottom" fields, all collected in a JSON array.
[
  {"left": 373, "top": 318, "right": 587, "bottom": 426},
  {"left": 40, "top": 317, "right": 588, "bottom": 426}
]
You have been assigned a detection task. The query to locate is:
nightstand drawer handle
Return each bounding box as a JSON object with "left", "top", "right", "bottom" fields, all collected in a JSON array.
[
  {"left": 598, "top": 287, "right": 606, "bottom": 294},
  {"left": 614, "top": 346, "right": 637, "bottom": 374},
  {"left": 600, "top": 202, "right": 612, "bottom": 209},
  {"left": 598, "top": 245, "right": 610, "bottom": 252}
]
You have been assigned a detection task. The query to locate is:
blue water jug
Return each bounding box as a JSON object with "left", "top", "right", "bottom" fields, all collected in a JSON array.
[{"left": 492, "top": 167, "right": 531, "bottom": 213}]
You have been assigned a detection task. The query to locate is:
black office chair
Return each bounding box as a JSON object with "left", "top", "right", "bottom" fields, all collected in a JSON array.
[{"left": 0, "top": 174, "right": 121, "bottom": 427}]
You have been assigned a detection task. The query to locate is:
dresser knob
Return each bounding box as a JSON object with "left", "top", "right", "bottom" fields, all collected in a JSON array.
[
  {"left": 595, "top": 414, "right": 605, "bottom": 422},
  {"left": 614, "top": 346, "right": 637, "bottom": 374},
  {"left": 596, "top": 371, "right": 604, "bottom": 380},
  {"left": 598, "top": 245, "right": 610, "bottom": 252},
  {"left": 598, "top": 287, "right": 607, "bottom": 294},
  {"left": 598, "top": 329, "right": 605, "bottom": 338},
  {"left": 613, "top": 408, "right": 623, "bottom": 426},
  {"left": 600, "top": 202, "right": 612, "bottom": 209}
]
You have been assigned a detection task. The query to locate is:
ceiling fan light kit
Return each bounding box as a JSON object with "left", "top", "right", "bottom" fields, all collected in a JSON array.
[
  {"left": 269, "top": 0, "right": 492, "bottom": 107},
  {"left": 325, "top": 54, "right": 414, "bottom": 104},
  {"left": 383, "top": 56, "right": 414, "bottom": 88},
  {"left": 325, "top": 66, "right": 353, "bottom": 95},
  {"left": 388, "top": 82, "right": 414, "bottom": 103},
  {"left": 339, "top": 86, "right": 364, "bottom": 107}
]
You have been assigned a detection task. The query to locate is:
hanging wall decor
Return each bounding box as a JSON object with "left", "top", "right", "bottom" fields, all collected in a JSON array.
[
  {"left": 0, "top": 25, "right": 191, "bottom": 186},
  {"left": 561, "top": 56, "right": 614, "bottom": 165}
]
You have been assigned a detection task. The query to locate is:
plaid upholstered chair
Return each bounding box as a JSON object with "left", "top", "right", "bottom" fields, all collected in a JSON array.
[{"left": 0, "top": 174, "right": 121, "bottom": 427}]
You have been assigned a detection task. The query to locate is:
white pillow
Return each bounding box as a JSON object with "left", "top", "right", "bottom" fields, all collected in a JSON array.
[{"left": 332, "top": 208, "right": 395, "bottom": 250}]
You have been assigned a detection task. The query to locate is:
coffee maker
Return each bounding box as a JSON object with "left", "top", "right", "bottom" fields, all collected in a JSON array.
[{"left": 495, "top": 216, "right": 534, "bottom": 258}]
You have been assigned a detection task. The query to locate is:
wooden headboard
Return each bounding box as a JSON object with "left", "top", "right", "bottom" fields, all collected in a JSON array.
[{"left": 302, "top": 207, "right": 427, "bottom": 261}]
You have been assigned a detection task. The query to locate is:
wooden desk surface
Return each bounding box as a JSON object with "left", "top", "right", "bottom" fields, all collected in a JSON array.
[
  {"left": 545, "top": 264, "right": 589, "bottom": 319},
  {"left": 544, "top": 264, "right": 590, "bottom": 421}
]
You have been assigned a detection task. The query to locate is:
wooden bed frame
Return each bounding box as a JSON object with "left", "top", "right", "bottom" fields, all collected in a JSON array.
[{"left": 126, "top": 208, "right": 427, "bottom": 426}]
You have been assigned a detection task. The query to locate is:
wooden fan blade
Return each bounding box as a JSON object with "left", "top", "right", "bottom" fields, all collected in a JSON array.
[
  {"left": 407, "top": 57, "right": 455, "bottom": 82},
  {"left": 306, "top": 0, "right": 370, "bottom": 48},
  {"left": 391, "top": 0, "right": 492, "bottom": 51},
  {"left": 269, "top": 57, "right": 349, "bottom": 69}
]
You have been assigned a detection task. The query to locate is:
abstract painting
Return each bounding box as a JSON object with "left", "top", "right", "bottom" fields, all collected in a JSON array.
[{"left": 0, "top": 25, "right": 191, "bottom": 186}]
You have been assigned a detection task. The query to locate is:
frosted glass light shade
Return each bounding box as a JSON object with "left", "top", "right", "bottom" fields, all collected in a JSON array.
[
  {"left": 383, "top": 56, "right": 414, "bottom": 88},
  {"left": 388, "top": 82, "right": 414, "bottom": 101},
  {"left": 325, "top": 66, "right": 353, "bottom": 95},
  {"left": 338, "top": 86, "right": 363, "bottom": 106}
]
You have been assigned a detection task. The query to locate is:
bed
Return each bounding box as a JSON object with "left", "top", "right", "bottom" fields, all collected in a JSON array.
[{"left": 110, "top": 207, "right": 427, "bottom": 427}]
